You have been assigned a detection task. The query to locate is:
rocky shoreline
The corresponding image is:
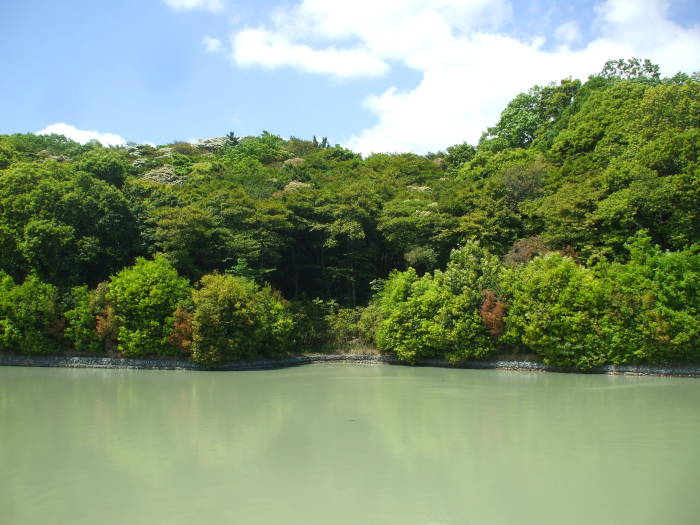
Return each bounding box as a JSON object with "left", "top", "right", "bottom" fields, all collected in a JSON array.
[{"left": 1, "top": 353, "right": 699, "bottom": 377}]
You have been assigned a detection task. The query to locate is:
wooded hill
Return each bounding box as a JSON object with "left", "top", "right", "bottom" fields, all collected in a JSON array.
[{"left": 1, "top": 59, "right": 698, "bottom": 369}]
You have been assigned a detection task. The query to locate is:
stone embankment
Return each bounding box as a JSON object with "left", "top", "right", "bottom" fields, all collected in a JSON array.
[{"left": 1, "top": 353, "right": 699, "bottom": 377}]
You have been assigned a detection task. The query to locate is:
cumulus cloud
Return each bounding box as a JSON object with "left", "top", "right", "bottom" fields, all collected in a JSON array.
[
  {"left": 37, "top": 123, "right": 126, "bottom": 147},
  {"left": 233, "top": 29, "right": 389, "bottom": 78},
  {"left": 163, "top": 0, "right": 224, "bottom": 13},
  {"left": 230, "top": 0, "right": 700, "bottom": 154},
  {"left": 555, "top": 21, "right": 581, "bottom": 44},
  {"left": 203, "top": 35, "right": 223, "bottom": 52}
]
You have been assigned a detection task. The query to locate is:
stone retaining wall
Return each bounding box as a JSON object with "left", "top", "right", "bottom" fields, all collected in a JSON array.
[{"left": 1, "top": 353, "right": 698, "bottom": 377}]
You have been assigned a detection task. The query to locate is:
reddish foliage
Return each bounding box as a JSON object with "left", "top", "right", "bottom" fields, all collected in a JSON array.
[
  {"left": 168, "top": 307, "right": 193, "bottom": 355},
  {"left": 95, "top": 305, "right": 118, "bottom": 342},
  {"left": 557, "top": 245, "right": 578, "bottom": 259},
  {"left": 504, "top": 236, "right": 551, "bottom": 266},
  {"left": 480, "top": 290, "right": 506, "bottom": 337}
]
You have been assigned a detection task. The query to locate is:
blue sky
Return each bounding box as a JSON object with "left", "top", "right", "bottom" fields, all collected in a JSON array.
[{"left": 1, "top": 0, "right": 699, "bottom": 153}]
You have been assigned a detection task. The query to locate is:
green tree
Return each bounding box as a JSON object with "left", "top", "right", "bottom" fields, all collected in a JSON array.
[
  {"left": 598, "top": 58, "right": 660, "bottom": 82},
  {"left": 77, "top": 148, "right": 129, "bottom": 187},
  {"left": 191, "top": 273, "right": 294, "bottom": 366},
  {"left": 504, "top": 253, "right": 613, "bottom": 369},
  {"left": 599, "top": 233, "right": 700, "bottom": 364},
  {"left": 0, "top": 165, "right": 140, "bottom": 285},
  {"left": 63, "top": 285, "right": 102, "bottom": 353},
  {"left": 0, "top": 272, "right": 61, "bottom": 354},
  {"left": 374, "top": 242, "right": 505, "bottom": 363},
  {"left": 107, "top": 256, "right": 190, "bottom": 357}
]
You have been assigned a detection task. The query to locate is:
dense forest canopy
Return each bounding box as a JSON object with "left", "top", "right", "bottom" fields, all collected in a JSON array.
[{"left": 1, "top": 59, "right": 699, "bottom": 369}]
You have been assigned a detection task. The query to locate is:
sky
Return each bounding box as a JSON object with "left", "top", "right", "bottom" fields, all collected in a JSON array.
[{"left": 1, "top": 0, "right": 699, "bottom": 154}]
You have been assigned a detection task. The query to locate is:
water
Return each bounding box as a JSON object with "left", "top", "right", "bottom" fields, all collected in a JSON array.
[{"left": 1, "top": 364, "right": 699, "bottom": 525}]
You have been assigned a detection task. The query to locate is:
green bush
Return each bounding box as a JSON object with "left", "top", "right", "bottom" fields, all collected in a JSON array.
[
  {"left": 0, "top": 272, "right": 61, "bottom": 354},
  {"left": 600, "top": 233, "right": 700, "bottom": 364},
  {"left": 326, "top": 306, "right": 366, "bottom": 349},
  {"left": 374, "top": 242, "right": 506, "bottom": 363},
  {"left": 62, "top": 285, "right": 116, "bottom": 354},
  {"left": 504, "top": 253, "right": 613, "bottom": 369},
  {"left": 107, "top": 256, "right": 190, "bottom": 357},
  {"left": 191, "top": 273, "right": 294, "bottom": 366},
  {"left": 289, "top": 298, "right": 336, "bottom": 349}
]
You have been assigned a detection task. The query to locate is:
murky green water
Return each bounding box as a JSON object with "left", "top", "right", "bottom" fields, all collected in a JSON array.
[{"left": 1, "top": 364, "right": 699, "bottom": 525}]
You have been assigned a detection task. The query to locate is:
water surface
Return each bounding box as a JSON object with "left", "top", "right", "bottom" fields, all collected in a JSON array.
[{"left": 1, "top": 364, "right": 699, "bottom": 525}]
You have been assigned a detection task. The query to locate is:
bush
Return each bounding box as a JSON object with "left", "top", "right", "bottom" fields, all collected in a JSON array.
[
  {"left": 107, "top": 256, "right": 191, "bottom": 357},
  {"left": 326, "top": 307, "right": 367, "bottom": 349},
  {"left": 289, "top": 298, "right": 336, "bottom": 349},
  {"left": 0, "top": 272, "right": 61, "bottom": 354},
  {"left": 191, "top": 273, "right": 294, "bottom": 366},
  {"left": 504, "top": 253, "right": 613, "bottom": 369},
  {"left": 600, "top": 233, "right": 700, "bottom": 364},
  {"left": 63, "top": 285, "right": 101, "bottom": 353},
  {"left": 374, "top": 242, "right": 506, "bottom": 363},
  {"left": 62, "top": 283, "right": 119, "bottom": 354}
]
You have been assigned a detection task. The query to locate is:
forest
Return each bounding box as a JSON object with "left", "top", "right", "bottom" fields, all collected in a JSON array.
[{"left": 1, "top": 59, "right": 698, "bottom": 370}]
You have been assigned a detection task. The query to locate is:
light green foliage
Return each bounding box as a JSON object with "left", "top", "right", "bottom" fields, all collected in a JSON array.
[
  {"left": 226, "top": 257, "right": 267, "bottom": 282},
  {"left": 598, "top": 58, "right": 660, "bottom": 82},
  {"left": 0, "top": 138, "right": 17, "bottom": 169},
  {"left": 190, "top": 273, "right": 294, "bottom": 366},
  {"left": 5, "top": 132, "right": 88, "bottom": 159},
  {"left": 77, "top": 148, "right": 129, "bottom": 187},
  {"left": 223, "top": 131, "right": 290, "bottom": 165},
  {"left": 505, "top": 253, "right": 613, "bottom": 369},
  {"left": 107, "top": 256, "right": 191, "bottom": 357},
  {"left": 538, "top": 77, "right": 700, "bottom": 257},
  {"left": 599, "top": 233, "right": 700, "bottom": 364},
  {"left": 0, "top": 165, "right": 139, "bottom": 285},
  {"left": 63, "top": 285, "right": 102, "bottom": 353},
  {"left": 480, "top": 91, "right": 541, "bottom": 151},
  {"left": 506, "top": 235, "right": 700, "bottom": 368},
  {"left": 0, "top": 272, "right": 60, "bottom": 354},
  {"left": 374, "top": 242, "right": 505, "bottom": 363},
  {"left": 480, "top": 78, "right": 580, "bottom": 152},
  {"left": 444, "top": 142, "right": 476, "bottom": 169}
]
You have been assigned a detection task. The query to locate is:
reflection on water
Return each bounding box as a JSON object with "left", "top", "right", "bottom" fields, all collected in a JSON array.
[{"left": 1, "top": 364, "right": 699, "bottom": 525}]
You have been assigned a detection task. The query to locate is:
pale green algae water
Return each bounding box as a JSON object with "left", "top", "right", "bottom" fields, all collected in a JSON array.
[{"left": 1, "top": 364, "right": 699, "bottom": 525}]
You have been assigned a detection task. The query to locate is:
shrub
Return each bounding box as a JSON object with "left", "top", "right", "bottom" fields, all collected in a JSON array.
[
  {"left": 504, "top": 253, "right": 613, "bottom": 369},
  {"left": 374, "top": 242, "right": 506, "bottom": 363},
  {"left": 107, "top": 256, "right": 191, "bottom": 357},
  {"left": 600, "top": 233, "right": 700, "bottom": 364},
  {"left": 0, "top": 272, "right": 61, "bottom": 354},
  {"left": 63, "top": 282, "right": 118, "bottom": 354},
  {"left": 289, "top": 298, "right": 336, "bottom": 349},
  {"left": 191, "top": 273, "right": 294, "bottom": 366},
  {"left": 63, "top": 285, "right": 101, "bottom": 353}
]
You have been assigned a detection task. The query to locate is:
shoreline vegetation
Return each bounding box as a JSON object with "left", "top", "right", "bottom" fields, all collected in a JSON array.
[
  {"left": 1, "top": 352, "right": 699, "bottom": 377},
  {"left": 1, "top": 59, "right": 699, "bottom": 372}
]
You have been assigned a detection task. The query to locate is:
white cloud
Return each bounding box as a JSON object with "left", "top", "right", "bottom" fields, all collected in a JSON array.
[
  {"left": 202, "top": 35, "right": 223, "bottom": 53},
  {"left": 233, "top": 29, "right": 389, "bottom": 78},
  {"left": 555, "top": 21, "right": 580, "bottom": 44},
  {"left": 230, "top": 0, "right": 700, "bottom": 154},
  {"left": 37, "top": 123, "right": 126, "bottom": 147},
  {"left": 163, "top": 0, "right": 224, "bottom": 13}
]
